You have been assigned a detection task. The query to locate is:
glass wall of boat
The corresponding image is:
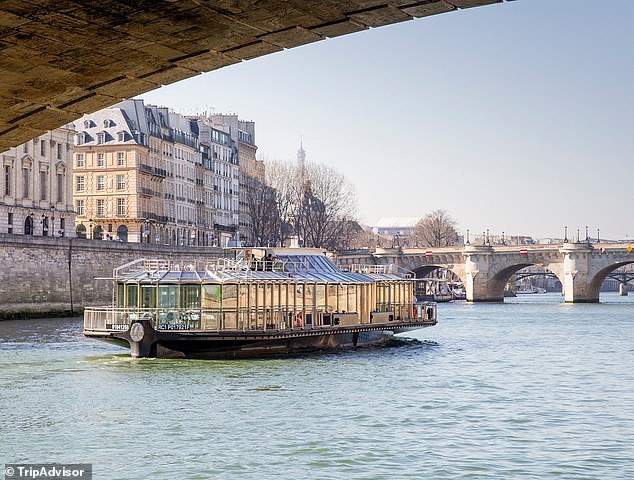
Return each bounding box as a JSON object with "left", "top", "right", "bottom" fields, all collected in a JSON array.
[{"left": 84, "top": 257, "right": 435, "bottom": 332}]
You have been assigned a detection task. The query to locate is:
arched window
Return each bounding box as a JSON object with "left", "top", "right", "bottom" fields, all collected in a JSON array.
[
  {"left": 93, "top": 225, "right": 104, "bottom": 240},
  {"left": 117, "top": 225, "right": 128, "bottom": 242},
  {"left": 76, "top": 224, "right": 87, "bottom": 239},
  {"left": 24, "top": 215, "right": 34, "bottom": 235}
]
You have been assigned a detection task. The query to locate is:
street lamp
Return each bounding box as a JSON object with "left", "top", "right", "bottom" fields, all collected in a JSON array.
[{"left": 89, "top": 218, "right": 93, "bottom": 240}]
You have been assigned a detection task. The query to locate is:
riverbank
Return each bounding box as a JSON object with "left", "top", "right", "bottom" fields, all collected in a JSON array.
[{"left": 0, "top": 234, "right": 223, "bottom": 319}]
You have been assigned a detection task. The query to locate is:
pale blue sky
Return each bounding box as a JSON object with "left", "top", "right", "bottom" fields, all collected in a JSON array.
[{"left": 140, "top": 0, "right": 634, "bottom": 241}]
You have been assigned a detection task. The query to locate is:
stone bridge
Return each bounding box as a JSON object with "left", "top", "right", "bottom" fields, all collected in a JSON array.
[
  {"left": 337, "top": 242, "right": 634, "bottom": 303},
  {"left": 0, "top": 0, "right": 510, "bottom": 150}
]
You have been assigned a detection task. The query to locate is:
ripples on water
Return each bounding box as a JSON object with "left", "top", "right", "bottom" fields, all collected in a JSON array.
[{"left": 1, "top": 293, "right": 633, "bottom": 479}]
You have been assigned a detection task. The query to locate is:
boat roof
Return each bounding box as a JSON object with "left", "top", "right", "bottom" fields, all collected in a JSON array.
[{"left": 113, "top": 250, "right": 408, "bottom": 284}]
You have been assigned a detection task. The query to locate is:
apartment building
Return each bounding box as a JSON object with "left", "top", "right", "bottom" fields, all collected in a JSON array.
[{"left": 0, "top": 126, "right": 76, "bottom": 237}]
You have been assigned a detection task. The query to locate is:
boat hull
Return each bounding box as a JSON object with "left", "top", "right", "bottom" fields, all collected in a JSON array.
[{"left": 86, "top": 320, "right": 435, "bottom": 359}]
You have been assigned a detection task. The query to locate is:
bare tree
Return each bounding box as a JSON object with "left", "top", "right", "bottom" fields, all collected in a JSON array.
[
  {"left": 413, "top": 209, "right": 459, "bottom": 247},
  {"left": 242, "top": 174, "right": 280, "bottom": 246},
  {"left": 266, "top": 161, "right": 298, "bottom": 246},
  {"left": 294, "top": 163, "right": 357, "bottom": 250},
  {"left": 262, "top": 161, "right": 358, "bottom": 249}
]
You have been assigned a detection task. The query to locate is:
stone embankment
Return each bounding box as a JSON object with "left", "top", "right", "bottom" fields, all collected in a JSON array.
[{"left": 0, "top": 234, "right": 223, "bottom": 319}]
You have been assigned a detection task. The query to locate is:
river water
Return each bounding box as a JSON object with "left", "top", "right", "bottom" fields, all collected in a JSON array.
[{"left": 1, "top": 293, "right": 633, "bottom": 479}]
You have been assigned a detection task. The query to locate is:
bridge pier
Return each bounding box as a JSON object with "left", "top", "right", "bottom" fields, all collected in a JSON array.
[
  {"left": 620, "top": 284, "right": 628, "bottom": 296},
  {"left": 560, "top": 243, "right": 598, "bottom": 303},
  {"left": 463, "top": 245, "right": 505, "bottom": 302}
]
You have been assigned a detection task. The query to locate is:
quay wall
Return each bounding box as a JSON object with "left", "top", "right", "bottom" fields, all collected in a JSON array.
[{"left": 0, "top": 234, "right": 224, "bottom": 319}]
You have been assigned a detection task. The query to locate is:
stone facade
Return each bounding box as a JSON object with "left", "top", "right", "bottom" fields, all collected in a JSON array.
[
  {"left": 72, "top": 100, "right": 247, "bottom": 246},
  {"left": 0, "top": 126, "right": 76, "bottom": 239}
]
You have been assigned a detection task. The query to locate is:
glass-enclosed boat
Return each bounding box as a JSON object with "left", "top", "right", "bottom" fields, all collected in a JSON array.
[{"left": 83, "top": 248, "right": 437, "bottom": 358}]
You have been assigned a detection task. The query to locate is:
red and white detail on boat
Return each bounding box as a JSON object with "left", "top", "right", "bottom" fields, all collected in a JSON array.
[{"left": 519, "top": 249, "right": 528, "bottom": 255}]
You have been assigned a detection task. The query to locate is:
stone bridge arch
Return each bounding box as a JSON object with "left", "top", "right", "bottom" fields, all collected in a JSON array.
[
  {"left": 487, "top": 263, "right": 564, "bottom": 300},
  {"left": 462, "top": 245, "right": 566, "bottom": 302},
  {"left": 586, "top": 260, "right": 634, "bottom": 302},
  {"left": 337, "top": 242, "right": 634, "bottom": 303},
  {"left": 0, "top": 0, "right": 508, "bottom": 150},
  {"left": 398, "top": 252, "right": 468, "bottom": 288}
]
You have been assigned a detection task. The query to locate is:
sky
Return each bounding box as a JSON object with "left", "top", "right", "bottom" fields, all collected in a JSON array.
[{"left": 139, "top": 0, "right": 634, "bottom": 241}]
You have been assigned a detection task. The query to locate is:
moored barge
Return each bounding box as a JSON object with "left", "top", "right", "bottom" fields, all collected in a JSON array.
[{"left": 83, "top": 248, "right": 437, "bottom": 358}]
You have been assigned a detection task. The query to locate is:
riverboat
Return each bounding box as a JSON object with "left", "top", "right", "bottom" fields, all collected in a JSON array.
[{"left": 83, "top": 248, "right": 436, "bottom": 358}]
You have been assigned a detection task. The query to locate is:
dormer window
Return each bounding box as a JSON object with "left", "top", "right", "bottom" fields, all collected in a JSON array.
[
  {"left": 104, "top": 119, "right": 115, "bottom": 128},
  {"left": 97, "top": 132, "right": 106, "bottom": 144}
]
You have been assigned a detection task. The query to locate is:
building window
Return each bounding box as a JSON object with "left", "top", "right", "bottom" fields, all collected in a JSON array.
[
  {"left": 40, "top": 170, "right": 47, "bottom": 201},
  {"left": 97, "top": 153, "right": 105, "bottom": 167},
  {"left": 76, "top": 153, "right": 84, "bottom": 167},
  {"left": 97, "top": 132, "right": 105, "bottom": 144},
  {"left": 96, "top": 199, "right": 105, "bottom": 217},
  {"left": 117, "top": 198, "right": 125, "bottom": 216},
  {"left": 116, "top": 175, "right": 125, "bottom": 190},
  {"left": 97, "top": 175, "right": 105, "bottom": 191},
  {"left": 23, "top": 142, "right": 28, "bottom": 154},
  {"left": 57, "top": 173, "right": 63, "bottom": 202},
  {"left": 4, "top": 166, "right": 11, "bottom": 196},
  {"left": 22, "top": 168, "right": 29, "bottom": 198},
  {"left": 40, "top": 140, "right": 46, "bottom": 156},
  {"left": 57, "top": 143, "right": 62, "bottom": 160},
  {"left": 117, "top": 152, "right": 125, "bottom": 166},
  {"left": 76, "top": 176, "right": 85, "bottom": 192},
  {"left": 76, "top": 199, "right": 84, "bottom": 215}
]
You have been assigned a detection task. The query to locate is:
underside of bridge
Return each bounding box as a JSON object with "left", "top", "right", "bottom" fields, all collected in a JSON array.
[{"left": 0, "top": 0, "right": 509, "bottom": 150}]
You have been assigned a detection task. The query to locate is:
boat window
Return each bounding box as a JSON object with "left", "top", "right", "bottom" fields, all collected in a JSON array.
[
  {"left": 327, "top": 285, "right": 337, "bottom": 311},
  {"left": 256, "top": 284, "right": 264, "bottom": 309},
  {"left": 337, "top": 284, "right": 348, "bottom": 312},
  {"left": 126, "top": 284, "right": 138, "bottom": 308},
  {"left": 202, "top": 284, "right": 221, "bottom": 310},
  {"left": 239, "top": 285, "right": 249, "bottom": 310},
  {"left": 264, "top": 284, "right": 272, "bottom": 309},
  {"left": 140, "top": 285, "right": 155, "bottom": 309},
  {"left": 279, "top": 284, "right": 288, "bottom": 310},
  {"left": 158, "top": 285, "right": 178, "bottom": 308},
  {"left": 305, "top": 284, "right": 315, "bottom": 312},
  {"left": 223, "top": 284, "right": 238, "bottom": 309},
  {"left": 315, "top": 284, "right": 325, "bottom": 311},
  {"left": 180, "top": 285, "right": 201, "bottom": 309},
  {"left": 348, "top": 285, "right": 357, "bottom": 312},
  {"left": 117, "top": 284, "right": 125, "bottom": 308}
]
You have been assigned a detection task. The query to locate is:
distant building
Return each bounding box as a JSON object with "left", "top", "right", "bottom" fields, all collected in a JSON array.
[
  {"left": 73, "top": 99, "right": 223, "bottom": 244},
  {"left": 193, "top": 118, "right": 240, "bottom": 247},
  {"left": 72, "top": 101, "right": 257, "bottom": 246},
  {"left": 202, "top": 114, "right": 263, "bottom": 245},
  {"left": 372, "top": 217, "right": 420, "bottom": 237},
  {"left": 0, "top": 126, "right": 76, "bottom": 237}
]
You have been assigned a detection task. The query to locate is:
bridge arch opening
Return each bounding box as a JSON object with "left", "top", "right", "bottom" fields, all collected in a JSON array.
[
  {"left": 587, "top": 262, "right": 634, "bottom": 301},
  {"left": 508, "top": 266, "right": 563, "bottom": 296},
  {"left": 411, "top": 265, "right": 466, "bottom": 302},
  {"left": 489, "top": 264, "right": 564, "bottom": 302}
]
